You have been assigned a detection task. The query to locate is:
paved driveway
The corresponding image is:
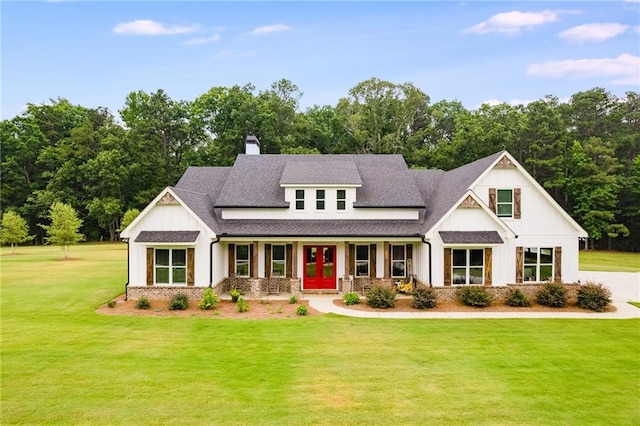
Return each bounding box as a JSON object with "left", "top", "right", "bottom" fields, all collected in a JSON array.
[{"left": 578, "top": 271, "right": 640, "bottom": 302}]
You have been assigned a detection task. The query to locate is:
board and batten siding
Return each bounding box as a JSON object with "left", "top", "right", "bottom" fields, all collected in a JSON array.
[{"left": 127, "top": 204, "right": 212, "bottom": 287}]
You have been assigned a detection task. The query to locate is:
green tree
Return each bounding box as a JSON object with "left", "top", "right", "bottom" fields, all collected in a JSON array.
[
  {"left": 119, "top": 208, "right": 140, "bottom": 232},
  {"left": 568, "top": 138, "right": 624, "bottom": 250},
  {"left": 40, "top": 202, "right": 84, "bottom": 259},
  {"left": 0, "top": 211, "right": 33, "bottom": 254}
]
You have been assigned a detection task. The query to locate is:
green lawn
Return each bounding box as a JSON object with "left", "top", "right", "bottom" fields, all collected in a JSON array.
[
  {"left": 580, "top": 250, "right": 640, "bottom": 272},
  {"left": 2, "top": 244, "right": 639, "bottom": 425}
]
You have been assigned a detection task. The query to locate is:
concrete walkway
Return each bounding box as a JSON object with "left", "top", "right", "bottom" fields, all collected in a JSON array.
[{"left": 306, "top": 271, "right": 640, "bottom": 319}]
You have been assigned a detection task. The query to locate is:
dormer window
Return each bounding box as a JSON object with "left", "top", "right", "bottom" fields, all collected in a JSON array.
[
  {"left": 296, "top": 190, "right": 305, "bottom": 210},
  {"left": 337, "top": 190, "right": 346, "bottom": 210},
  {"left": 316, "top": 190, "right": 325, "bottom": 210},
  {"left": 497, "top": 189, "right": 513, "bottom": 217}
]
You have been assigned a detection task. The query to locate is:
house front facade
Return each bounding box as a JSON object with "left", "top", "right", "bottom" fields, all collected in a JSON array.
[{"left": 120, "top": 137, "right": 587, "bottom": 299}]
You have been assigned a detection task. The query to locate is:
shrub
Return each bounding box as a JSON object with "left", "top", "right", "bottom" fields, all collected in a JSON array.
[
  {"left": 536, "top": 282, "right": 567, "bottom": 308},
  {"left": 366, "top": 285, "right": 397, "bottom": 309},
  {"left": 505, "top": 288, "right": 530, "bottom": 307},
  {"left": 198, "top": 288, "right": 219, "bottom": 310},
  {"left": 577, "top": 281, "right": 612, "bottom": 312},
  {"left": 296, "top": 305, "right": 308, "bottom": 316},
  {"left": 107, "top": 300, "right": 117, "bottom": 308},
  {"left": 456, "top": 286, "right": 493, "bottom": 307},
  {"left": 168, "top": 293, "right": 189, "bottom": 310},
  {"left": 412, "top": 288, "right": 437, "bottom": 309},
  {"left": 230, "top": 288, "right": 242, "bottom": 302},
  {"left": 343, "top": 292, "right": 361, "bottom": 305},
  {"left": 136, "top": 297, "right": 150, "bottom": 310},
  {"left": 237, "top": 297, "right": 249, "bottom": 313},
  {"left": 289, "top": 296, "right": 298, "bottom": 304}
]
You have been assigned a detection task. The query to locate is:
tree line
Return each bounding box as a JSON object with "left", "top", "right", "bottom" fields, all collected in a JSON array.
[{"left": 1, "top": 78, "right": 638, "bottom": 251}]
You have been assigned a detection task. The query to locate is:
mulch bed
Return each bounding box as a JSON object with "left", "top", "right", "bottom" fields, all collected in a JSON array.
[{"left": 97, "top": 294, "right": 615, "bottom": 318}]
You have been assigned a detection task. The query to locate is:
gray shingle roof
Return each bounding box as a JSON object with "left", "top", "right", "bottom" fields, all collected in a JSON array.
[
  {"left": 280, "top": 160, "right": 362, "bottom": 185},
  {"left": 135, "top": 230, "right": 200, "bottom": 243},
  {"left": 170, "top": 151, "right": 505, "bottom": 238},
  {"left": 219, "top": 219, "right": 423, "bottom": 237},
  {"left": 439, "top": 231, "right": 504, "bottom": 244}
]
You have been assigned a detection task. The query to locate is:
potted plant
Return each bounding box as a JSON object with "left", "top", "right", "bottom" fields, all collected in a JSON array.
[{"left": 230, "top": 288, "right": 241, "bottom": 302}]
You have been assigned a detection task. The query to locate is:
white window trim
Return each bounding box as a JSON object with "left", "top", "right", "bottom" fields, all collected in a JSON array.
[
  {"left": 155, "top": 247, "right": 187, "bottom": 285},
  {"left": 355, "top": 244, "right": 370, "bottom": 277},
  {"left": 391, "top": 245, "right": 406, "bottom": 278},
  {"left": 452, "top": 248, "right": 484, "bottom": 285},
  {"left": 235, "top": 244, "right": 251, "bottom": 278},
  {"left": 316, "top": 189, "right": 325, "bottom": 210},
  {"left": 271, "top": 244, "right": 286, "bottom": 277},
  {"left": 295, "top": 190, "right": 305, "bottom": 210},
  {"left": 497, "top": 189, "right": 513, "bottom": 218},
  {"left": 337, "top": 189, "right": 346, "bottom": 211},
  {"left": 523, "top": 247, "right": 554, "bottom": 282}
]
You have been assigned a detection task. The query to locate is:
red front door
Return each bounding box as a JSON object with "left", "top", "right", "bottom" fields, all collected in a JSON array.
[{"left": 304, "top": 245, "right": 336, "bottom": 290}]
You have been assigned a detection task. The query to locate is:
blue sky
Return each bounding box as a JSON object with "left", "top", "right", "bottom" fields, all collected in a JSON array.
[{"left": 2, "top": 1, "right": 639, "bottom": 120}]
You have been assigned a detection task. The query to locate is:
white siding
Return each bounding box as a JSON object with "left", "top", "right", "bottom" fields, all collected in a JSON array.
[
  {"left": 472, "top": 167, "right": 583, "bottom": 284},
  {"left": 127, "top": 204, "right": 212, "bottom": 287}
]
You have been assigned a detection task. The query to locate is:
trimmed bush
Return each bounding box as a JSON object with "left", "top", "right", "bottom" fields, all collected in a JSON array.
[
  {"left": 289, "top": 296, "right": 298, "bottom": 304},
  {"left": 536, "top": 282, "right": 567, "bottom": 308},
  {"left": 412, "top": 288, "right": 437, "bottom": 309},
  {"left": 198, "top": 288, "right": 219, "bottom": 310},
  {"left": 237, "top": 297, "right": 249, "bottom": 313},
  {"left": 136, "top": 297, "right": 150, "bottom": 310},
  {"left": 366, "top": 285, "right": 397, "bottom": 309},
  {"left": 230, "top": 288, "right": 242, "bottom": 303},
  {"left": 168, "top": 293, "right": 189, "bottom": 310},
  {"left": 343, "top": 292, "right": 361, "bottom": 306},
  {"left": 456, "top": 286, "right": 493, "bottom": 307},
  {"left": 296, "top": 305, "right": 308, "bottom": 316},
  {"left": 577, "top": 281, "right": 612, "bottom": 312},
  {"left": 505, "top": 288, "right": 531, "bottom": 307},
  {"left": 107, "top": 300, "right": 117, "bottom": 308}
]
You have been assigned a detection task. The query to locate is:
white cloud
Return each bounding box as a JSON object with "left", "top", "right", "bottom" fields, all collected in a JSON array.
[
  {"left": 184, "top": 34, "right": 221, "bottom": 45},
  {"left": 113, "top": 20, "right": 199, "bottom": 35},
  {"left": 635, "top": 26, "right": 640, "bottom": 33},
  {"left": 464, "top": 10, "right": 564, "bottom": 35},
  {"left": 212, "top": 50, "right": 257, "bottom": 60},
  {"left": 248, "top": 24, "right": 291, "bottom": 35},
  {"left": 559, "top": 23, "right": 629, "bottom": 43},
  {"left": 528, "top": 53, "right": 640, "bottom": 85}
]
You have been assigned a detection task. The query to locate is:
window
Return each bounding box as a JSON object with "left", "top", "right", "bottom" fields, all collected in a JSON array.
[
  {"left": 452, "top": 249, "right": 484, "bottom": 285},
  {"left": 235, "top": 244, "right": 250, "bottom": 277},
  {"left": 524, "top": 247, "right": 553, "bottom": 282},
  {"left": 337, "top": 190, "right": 346, "bottom": 210},
  {"left": 355, "top": 245, "right": 369, "bottom": 276},
  {"left": 391, "top": 245, "right": 405, "bottom": 278},
  {"left": 316, "top": 189, "right": 325, "bottom": 210},
  {"left": 497, "top": 189, "right": 513, "bottom": 217},
  {"left": 272, "top": 245, "right": 286, "bottom": 277},
  {"left": 155, "top": 248, "right": 186, "bottom": 285},
  {"left": 295, "top": 190, "right": 305, "bottom": 210}
]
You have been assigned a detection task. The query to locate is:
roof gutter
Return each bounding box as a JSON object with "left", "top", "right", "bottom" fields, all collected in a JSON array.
[
  {"left": 209, "top": 236, "right": 221, "bottom": 288},
  {"left": 419, "top": 234, "right": 432, "bottom": 287},
  {"left": 122, "top": 238, "right": 130, "bottom": 300}
]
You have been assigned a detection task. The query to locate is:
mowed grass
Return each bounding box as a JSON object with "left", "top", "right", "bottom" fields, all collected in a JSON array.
[
  {"left": 2, "top": 244, "right": 639, "bottom": 425},
  {"left": 580, "top": 250, "right": 640, "bottom": 272}
]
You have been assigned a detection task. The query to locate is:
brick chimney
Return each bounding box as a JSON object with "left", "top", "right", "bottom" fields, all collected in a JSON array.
[{"left": 245, "top": 135, "right": 260, "bottom": 155}]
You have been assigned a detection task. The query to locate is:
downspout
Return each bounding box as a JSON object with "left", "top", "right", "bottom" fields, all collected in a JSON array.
[
  {"left": 209, "top": 236, "right": 221, "bottom": 288},
  {"left": 420, "top": 235, "right": 433, "bottom": 287},
  {"left": 122, "top": 238, "right": 130, "bottom": 300}
]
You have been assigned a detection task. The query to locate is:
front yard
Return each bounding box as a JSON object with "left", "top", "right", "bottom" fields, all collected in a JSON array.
[{"left": 2, "top": 243, "right": 639, "bottom": 425}]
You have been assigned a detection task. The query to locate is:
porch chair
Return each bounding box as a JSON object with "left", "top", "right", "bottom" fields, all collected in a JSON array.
[{"left": 359, "top": 277, "right": 372, "bottom": 295}]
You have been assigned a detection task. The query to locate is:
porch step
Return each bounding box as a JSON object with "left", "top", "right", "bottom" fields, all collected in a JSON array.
[{"left": 303, "top": 290, "right": 339, "bottom": 295}]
